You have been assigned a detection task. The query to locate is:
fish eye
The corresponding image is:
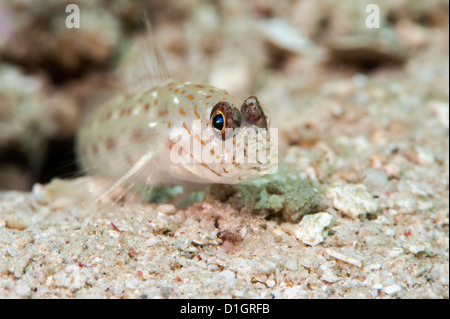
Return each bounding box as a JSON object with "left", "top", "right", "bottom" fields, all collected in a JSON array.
[
  {"left": 241, "top": 96, "right": 268, "bottom": 129},
  {"left": 212, "top": 111, "right": 225, "bottom": 133},
  {"left": 210, "top": 101, "right": 242, "bottom": 140}
]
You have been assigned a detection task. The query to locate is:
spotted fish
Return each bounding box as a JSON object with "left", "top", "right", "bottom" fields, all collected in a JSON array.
[{"left": 76, "top": 21, "right": 278, "bottom": 201}]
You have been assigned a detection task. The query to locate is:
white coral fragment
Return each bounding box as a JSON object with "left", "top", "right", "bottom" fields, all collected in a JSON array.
[
  {"left": 294, "top": 212, "right": 335, "bottom": 246},
  {"left": 326, "top": 183, "right": 379, "bottom": 219}
]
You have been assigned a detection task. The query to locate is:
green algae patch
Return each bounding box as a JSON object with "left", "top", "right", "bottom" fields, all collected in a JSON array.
[{"left": 211, "top": 167, "right": 325, "bottom": 223}]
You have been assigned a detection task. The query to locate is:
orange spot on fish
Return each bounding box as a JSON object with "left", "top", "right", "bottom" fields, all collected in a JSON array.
[
  {"left": 200, "top": 162, "right": 221, "bottom": 177},
  {"left": 165, "top": 138, "right": 176, "bottom": 150},
  {"left": 125, "top": 155, "right": 133, "bottom": 165},
  {"left": 158, "top": 108, "right": 169, "bottom": 117},
  {"left": 194, "top": 105, "right": 200, "bottom": 119},
  {"left": 187, "top": 94, "right": 194, "bottom": 100},
  {"left": 103, "top": 112, "right": 111, "bottom": 122},
  {"left": 195, "top": 134, "right": 205, "bottom": 145},
  {"left": 92, "top": 143, "right": 98, "bottom": 155},
  {"left": 106, "top": 137, "right": 116, "bottom": 150},
  {"left": 183, "top": 122, "right": 191, "bottom": 134},
  {"left": 179, "top": 108, "right": 186, "bottom": 116},
  {"left": 132, "top": 128, "right": 143, "bottom": 141}
]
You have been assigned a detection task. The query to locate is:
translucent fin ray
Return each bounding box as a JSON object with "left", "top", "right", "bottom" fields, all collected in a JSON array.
[
  {"left": 96, "top": 151, "right": 156, "bottom": 203},
  {"left": 118, "top": 13, "right": 171, "bottom": 94}
]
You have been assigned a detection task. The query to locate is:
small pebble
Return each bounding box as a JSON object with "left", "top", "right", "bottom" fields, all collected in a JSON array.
[
  {"left": 383, "top": 284, "right": 402, "bottom": 295},
  {"left": 324, "top": 248, "right": 363, "bottom": 268},
  {"left": 285, "top": 258, "right": 298, "bottom": 271},
  {"left": 294, "top": 212, "right": 335, "bottom": 246},
  {"left": 326, "top": 183, "right": 379, "bottom": 219}
]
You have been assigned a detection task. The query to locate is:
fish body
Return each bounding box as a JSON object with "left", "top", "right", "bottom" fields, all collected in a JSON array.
[{"left": 76, "top": 26, "right": 278, "bottom": 199}]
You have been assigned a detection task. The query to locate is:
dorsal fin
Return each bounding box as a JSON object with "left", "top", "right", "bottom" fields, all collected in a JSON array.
[{"left": 117, "top": 13, "right": 171, "bottom": 94}]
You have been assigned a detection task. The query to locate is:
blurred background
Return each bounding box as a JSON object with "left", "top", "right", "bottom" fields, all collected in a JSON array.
[{"left": 0, "top": 0, "right": 448, "bottom": 192}]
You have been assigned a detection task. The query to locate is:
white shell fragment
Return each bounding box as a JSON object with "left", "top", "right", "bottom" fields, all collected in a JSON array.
[
  {"left": 324, "top": 248, "right": 363, "bottom": 268},
  {"left": 383, "top": 284, "right": 402, "bottom": 295},
  {"left": 326, "top": 183, "right": 379, "bottom": 219},
  {"left": 258, "top": 18, "right": 314, "bottom": 54},
  {"left": 294, "top": 212, "right": 335, "bottom": 246}
]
